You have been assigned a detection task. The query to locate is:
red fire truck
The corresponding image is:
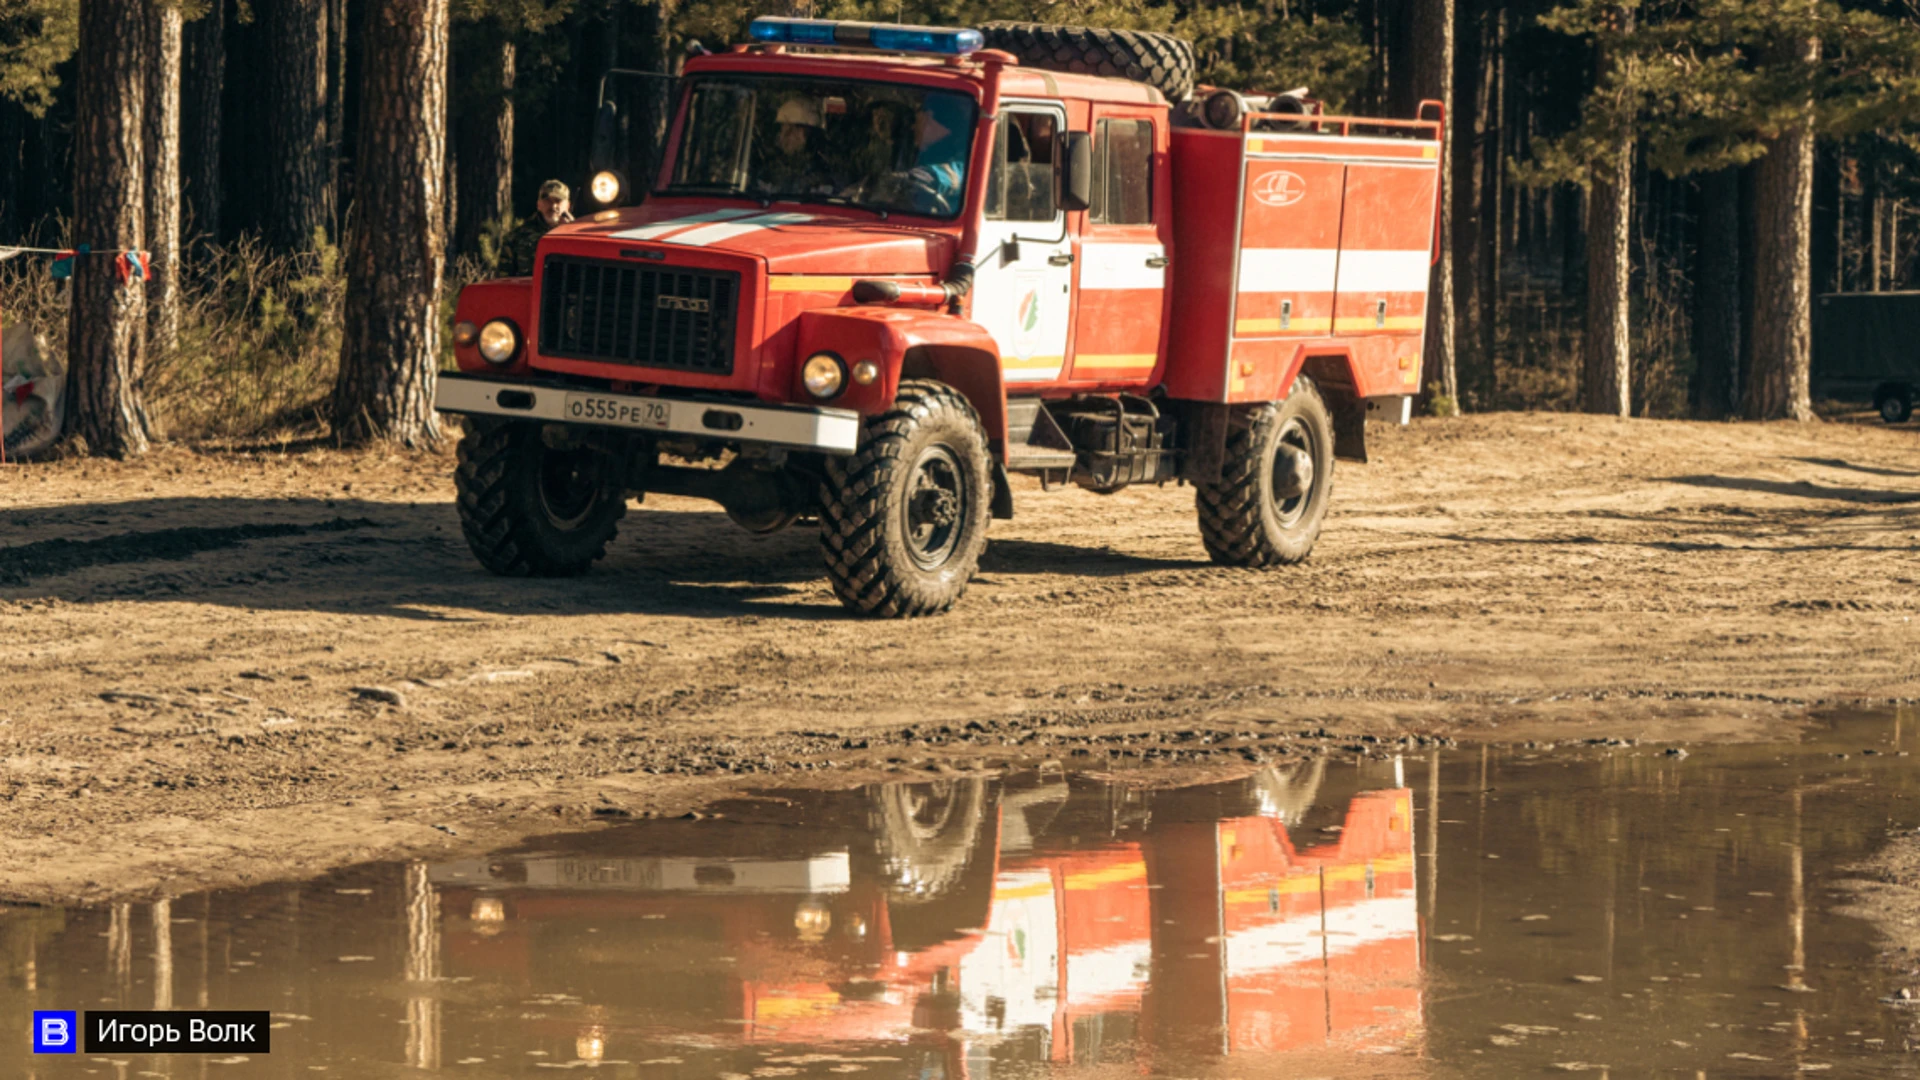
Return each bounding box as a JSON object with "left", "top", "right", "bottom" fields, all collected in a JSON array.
[{"left": 434, "top": 19, "right": 1443, "bottom": 616}]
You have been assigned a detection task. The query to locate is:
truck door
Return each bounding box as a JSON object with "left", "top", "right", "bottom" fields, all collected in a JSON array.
[
  {"left": 972, "top": 105, "right": 1074, "bottom": 386},
  {"left": 1067, "top": 110, "right": 1171, "bottom": 385}
]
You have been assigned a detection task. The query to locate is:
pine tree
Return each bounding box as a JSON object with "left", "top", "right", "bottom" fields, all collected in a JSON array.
[
  {"left": 267, "top": 0, "right": 331, "bottom": 249},
  {"left": 0, "top": 0, "right": 79, "bottom": 116},
  {"left": 1528, "top": 0, "right": 1920, "bottom": 420},
  {"left": 143, "top": 0, "right": 181, "bottom": 355},
  {"left": 68, "top": 0, "right": 151, "bottom": 458},
  {"left": 331, "top": 0, "right": 451, "bottom": 448},
  {"left": 179, "top": 0, "right": 220, "bottom": 241}
]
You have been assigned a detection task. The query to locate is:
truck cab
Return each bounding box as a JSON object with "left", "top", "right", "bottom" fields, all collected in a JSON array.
[{"left": 434, "top": 18, "right": 1443, "bottom": 616}]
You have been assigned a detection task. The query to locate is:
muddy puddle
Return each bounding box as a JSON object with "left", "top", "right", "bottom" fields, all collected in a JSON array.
[{"left": 9, "top": 712, "right": 1920, "bottom": 1077}]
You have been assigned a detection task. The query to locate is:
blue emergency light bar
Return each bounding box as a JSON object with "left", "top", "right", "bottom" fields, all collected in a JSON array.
[{"left": 748, "top": 17, "right": 985, "bottom": 56}]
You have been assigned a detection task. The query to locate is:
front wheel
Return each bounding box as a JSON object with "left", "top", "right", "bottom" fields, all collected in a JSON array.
[
  {"left": 454, "top": 419, "right": 627, "bottom": 577},
  {"left": 1195, "top": 376, "right": 1335, "bottom": 567},
  {"left": 820, "top": 380, "right": 993, "bottom": 617}
]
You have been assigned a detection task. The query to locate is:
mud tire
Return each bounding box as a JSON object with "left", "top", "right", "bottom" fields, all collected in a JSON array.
[
  {"left": 1195, "top": 376, "right": 1335, "bottom": 567},
  {"left": 977, "top": 22, "right": 1196, "bottom": 104},
  {"left": 1875, "top": 385, "right": 1913, "bottom": 424},
  {"left": 454, "top": 419, "right": 627, "bottom": 577},
  {"left": 820, "top": 380, "right": 993, "bottom": 617}
]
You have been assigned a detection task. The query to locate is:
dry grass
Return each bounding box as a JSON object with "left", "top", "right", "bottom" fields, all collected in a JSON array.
[{"left": 1, "top": 229, "right": 495, "bottom": 446}]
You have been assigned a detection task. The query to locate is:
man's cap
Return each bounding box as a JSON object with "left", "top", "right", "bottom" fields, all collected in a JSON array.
[{"left": 539, "top": 179, "right": 570, "bottom": 201}]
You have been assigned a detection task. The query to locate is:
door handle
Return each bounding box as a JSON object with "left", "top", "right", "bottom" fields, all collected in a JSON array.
[
  {"left": 1145, "top": 255, "right": 1169, "bottom": 268},
  {"left": 1048, "top": 254, "right": 1075, "bottom": 266}
]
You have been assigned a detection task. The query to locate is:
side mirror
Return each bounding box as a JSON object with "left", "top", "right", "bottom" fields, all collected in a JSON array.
[
  {"left": 590, "top": 100, "right": 619, "bottom": 175},
  {"left": 1060, "top": 131, "right": 1093, "bottom": 214}
]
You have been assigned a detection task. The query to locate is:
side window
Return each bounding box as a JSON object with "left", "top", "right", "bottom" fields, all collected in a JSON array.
[
  {"left": 1090, "top": 118, "right": 1154, "bottom": 226},
  {"left": 986, "top": 110, "right": 1059, "bottom": 222}
]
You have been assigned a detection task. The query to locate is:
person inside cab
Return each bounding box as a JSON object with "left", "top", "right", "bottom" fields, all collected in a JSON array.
[
  {"left": 500, "top": 179, "right": 573, "bottom": 277},
  {"left": 757, "top": 97, "right": 832, "bottom": 196},
  {"left": 898, "top": 97, "right": 971, "bottom": 216}
]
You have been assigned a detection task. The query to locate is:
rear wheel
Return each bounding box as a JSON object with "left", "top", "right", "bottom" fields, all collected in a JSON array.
[
  {"left": 1195, "top": 377, "right": 1335, "bottom": 567},
  {"left": 820, "top": 380, "right": 992, "bottom": 617},
  {"left": 455, "top": 419, "right": 627, "bottom": 576},
  {"left": 1876, "top": 385, "right": 1913, "bottom": 424}
]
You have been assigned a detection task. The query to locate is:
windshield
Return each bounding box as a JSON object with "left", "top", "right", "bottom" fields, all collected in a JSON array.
[{"left": 663, "top": 75, "right": 979, "bottom": 219}]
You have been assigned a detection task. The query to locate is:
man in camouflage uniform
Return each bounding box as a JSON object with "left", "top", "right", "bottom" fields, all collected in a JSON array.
[{"left": 501, "top": 179, "right": 573, "bottom": 277}]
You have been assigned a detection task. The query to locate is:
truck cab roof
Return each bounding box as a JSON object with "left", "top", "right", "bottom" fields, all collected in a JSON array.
[{"left": 684, "top": 47, "right": 1169, "bottom": 108}]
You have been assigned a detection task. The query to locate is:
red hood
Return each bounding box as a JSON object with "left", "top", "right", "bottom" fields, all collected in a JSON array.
[{"left": 561, "top": 200, "right": 955, "bottom": 276}]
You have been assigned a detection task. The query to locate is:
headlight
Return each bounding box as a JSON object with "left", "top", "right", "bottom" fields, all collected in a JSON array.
[
  {"left": 452, "top": 321, "right": 479, "bottom": 347},
  {"left": 802, "top": 352, "right": 846, "bottom": 399},
  {"left": 794, "top": 899, "right": 833, "bottom": 941},
  {"left": 851, "top": 359, "right": 880, "bottom": 386},
  {"left": 591, "top": 170, "right": 625, "bottom": 206},
  {"left": 470, "top": 897, "right": 505, "bottom": 922},
  {"left": 477, "top": 319, "right": 520, "bottom": 364}
]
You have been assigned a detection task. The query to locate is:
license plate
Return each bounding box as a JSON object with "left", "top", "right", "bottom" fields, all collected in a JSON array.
[{"left": 562, "top": 393, "right": 672, "bottom": 430}]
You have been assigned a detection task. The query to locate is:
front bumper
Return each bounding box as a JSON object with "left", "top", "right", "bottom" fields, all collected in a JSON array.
[{"left": 434, "top": 372, "right": 861, "bottom": 454}]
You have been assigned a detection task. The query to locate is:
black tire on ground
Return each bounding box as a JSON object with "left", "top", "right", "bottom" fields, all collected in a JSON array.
[
  {"left": 1876, "top": 386, "right": 1913, "bottom": 424},
  {"left": 820, "top": 380, "right": 993, "bottom": 617},
  {"left": 977, "top": 22, "right": 1196, "bottom": 104},
  {"left": 454, "top": 419, "right": 627, "bottom": 577},
  {"left": 1195, "top": 376, "right": 1335, "bottom": 567}
]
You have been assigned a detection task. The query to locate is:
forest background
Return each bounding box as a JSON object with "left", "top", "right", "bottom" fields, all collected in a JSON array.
[{"left": 4, "top": 0, "right": 1920, "bottom": 455}]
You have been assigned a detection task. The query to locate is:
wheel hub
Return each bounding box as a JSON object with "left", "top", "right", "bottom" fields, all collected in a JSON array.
[
  {"left": 1269, "top": 416, "right": 1319, "bottom": 526},
  {"left": 538, "top": 449, "right": 605, "bottom": 529},
  {"left": 1273, "top": 445, "right": 1314, "bottom": 500},
  {"left": 902, "top": 445, "right": 969, "bottom": 570}
]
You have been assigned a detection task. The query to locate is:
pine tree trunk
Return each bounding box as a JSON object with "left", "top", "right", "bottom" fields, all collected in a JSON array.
[
  {"left": 70, "top": 0, "right": 151, "bottom": 459},
  {"left": 268, "top": 0, "right": 331, "bottom": 250},
  {"left": 1450, "top": 0, "right": 1485, "bottom": 400},
  {"left": 144, "top": 0, "right": 182, "bottom": 357},
  {"left": 331, "top": 0, "right": 449, "bottom": 448},
  {"left": 1745, "top": 72, "right": 1817, "bottom": 422},
  {"left": 1692, "top": 168, "right": 1741, "bottom": 419},
  {"left": 329, "top": 0, "right": 349, "bottom": 237},
  {"left": 1869, "top": 180, "right": 1885, "bottom": 292},
  {"left": 1402, "top": 0, "right": 1455, "bottom": 406},
  {"left": 1584, "top": 150, "right": 1632, "bottom": 416},
  {"left": 0, "top": 103, "right": 20, "bottom": 239},
  {"left": 180, "top": 0, "right": 222, "bottom": 243},
  {"left": 636, "top": 0, "right": 678, "bottom": 183},
  {"left": 453, "top": 27, "right": 514, "bottom": 255},
  {"left": 1484, "top": 11, "right": 1505, "bottom": 369}
]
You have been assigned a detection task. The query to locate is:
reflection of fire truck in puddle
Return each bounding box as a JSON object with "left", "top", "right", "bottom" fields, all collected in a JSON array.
[{"left": 431, "top": 767, "right": 1418, "bottom": 1070}]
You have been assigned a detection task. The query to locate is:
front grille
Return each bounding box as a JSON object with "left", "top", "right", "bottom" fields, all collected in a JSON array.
[{"left": 538, "top": 255, "right": 740, "bottom": 376}]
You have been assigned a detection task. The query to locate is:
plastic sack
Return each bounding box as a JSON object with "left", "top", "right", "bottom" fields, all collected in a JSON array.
[{"left": 2, "top": 320, "right": 64, "bottom": 459}]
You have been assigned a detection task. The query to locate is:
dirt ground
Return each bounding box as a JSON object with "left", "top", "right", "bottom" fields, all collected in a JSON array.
[{"left": 3, "top": 410, "right": 1918, "bottom": 906}]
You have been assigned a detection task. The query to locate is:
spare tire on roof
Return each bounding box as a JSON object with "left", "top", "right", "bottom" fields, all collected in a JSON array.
[{"left": 977, "top": 22, "right": 1196, "bottom": 104}]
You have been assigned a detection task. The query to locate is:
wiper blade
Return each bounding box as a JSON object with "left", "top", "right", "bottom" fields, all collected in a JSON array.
[
  {"left": 773, "top": 193, "right": 892, "bottom": 214},
  {"left": 659, "top": 183, "right": 748, "bottom": 196}
]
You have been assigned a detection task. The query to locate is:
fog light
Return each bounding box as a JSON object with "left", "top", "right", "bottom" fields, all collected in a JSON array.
[
  {"left": 802, "top": 352, "right": 846, "bottom": 399},
  {"left": 851, "top": 359, "right": 880, "bottom": 386},
  {"left": 591, "top": 170, "right": 625, "bottom": 206},
  {"left": 478, "top": 319, "right": 520, "bottom": 364},
  {"left": 452, "top": 321, "right": 479, "bottom": 347}
]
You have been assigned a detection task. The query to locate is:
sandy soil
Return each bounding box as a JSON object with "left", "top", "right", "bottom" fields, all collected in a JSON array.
[{"left": 3, "top": 411, "right": 1918, "bottom": 905}]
